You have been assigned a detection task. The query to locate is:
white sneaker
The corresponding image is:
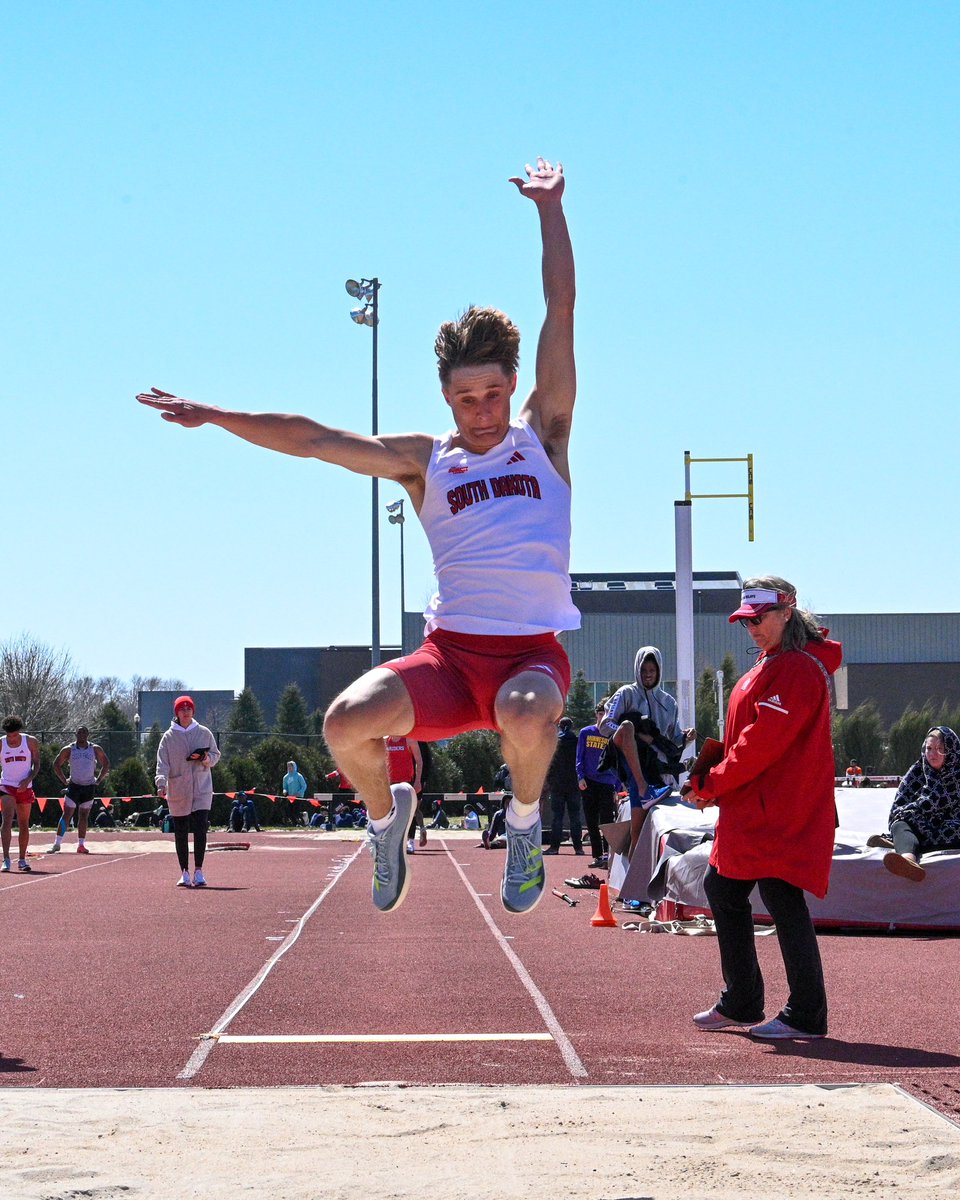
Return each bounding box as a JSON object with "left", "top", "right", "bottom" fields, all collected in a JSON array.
[
  {"left": 193, "top": 869, "right": 207, "bottom": 887},
  {"left": 406, "top": 839, "right": 416, "bottom": 854},
  {"left": 176, "top": 870, "right": 192, "bottom": 887}
]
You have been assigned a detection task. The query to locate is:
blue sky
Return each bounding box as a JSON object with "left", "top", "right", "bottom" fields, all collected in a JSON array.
[{"left": 3, "top": 1, "right": 958, "bottom": 692}]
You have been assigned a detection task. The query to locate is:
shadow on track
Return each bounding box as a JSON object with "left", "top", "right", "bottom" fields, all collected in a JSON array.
[{"left": 756, "top": 1040, "right": 960, "bottom": 1068}]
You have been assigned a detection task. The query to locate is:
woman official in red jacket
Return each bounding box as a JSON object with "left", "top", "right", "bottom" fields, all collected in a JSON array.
[{"left": 683, "top": 576, "right": 842, "bottom": 1040}]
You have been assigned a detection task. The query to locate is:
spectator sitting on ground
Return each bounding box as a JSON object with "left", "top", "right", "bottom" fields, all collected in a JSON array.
[
  {"left": 428, "top": 799, "right": 449, "bottom": 829},
  {"left": 463, "top": 805, "right": 481, "bottom": 831},
  {"left": 482, "top": 794, "right": 509, "bottom": 848},
  {"left": 92, "top": 800, "right": 115, "bottom": 829},
  {"left": 334, "top": 803, "right": 367, "bottom": 829},
  {"left": 230, "top": 793, "right": 261, "bottom": 832},
  {"left": 844, "top": 759, "right": 864, "bottom": 787},
  {"left": 132, "top": 803, "right": 166, "bottom": 829},
  {"left": 879, "top": 726, "right": 960, "bottom": 883}
]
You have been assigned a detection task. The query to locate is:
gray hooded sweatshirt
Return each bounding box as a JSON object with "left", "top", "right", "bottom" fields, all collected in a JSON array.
[{"left": 599, "top": 646, "right": 684, "bottom": 753}]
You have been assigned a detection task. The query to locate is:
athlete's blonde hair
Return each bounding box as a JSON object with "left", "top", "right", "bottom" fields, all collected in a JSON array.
[{"left": 434, "top": 306, "right": 520, "bottom": 386}]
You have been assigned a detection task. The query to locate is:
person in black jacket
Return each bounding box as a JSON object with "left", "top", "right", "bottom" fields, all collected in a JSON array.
[{"left": 544, "top": 717, "right": 583, "bottom": 855}]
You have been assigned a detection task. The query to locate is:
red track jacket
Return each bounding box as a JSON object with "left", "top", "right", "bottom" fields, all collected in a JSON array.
[{"left": 696, "top": 635, "right": 843, "bottom": 899}]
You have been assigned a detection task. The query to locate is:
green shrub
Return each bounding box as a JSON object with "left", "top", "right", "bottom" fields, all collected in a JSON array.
[
  {"left": 832, "top": 702, "right": 885, "bottom": 774},
  {"left": 884, "top": 706, "right": 934, "bottom": 773},
  {"left": 108, "top": 757, "right": 153, "bottom": 799},
  {"left": 224, "top": 755, "right": 264, "bottom": 792},
  {"left": 211, "top": 759, "right": 237, "bottom": 794}
]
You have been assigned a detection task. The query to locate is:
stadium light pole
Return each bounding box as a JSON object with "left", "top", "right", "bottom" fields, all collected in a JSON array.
[
  {"left": 345, "top": 277, "right": 381, "bottom": 668},
  {"left": 386, "top": 499, "right": 406, "bottom": 654}
]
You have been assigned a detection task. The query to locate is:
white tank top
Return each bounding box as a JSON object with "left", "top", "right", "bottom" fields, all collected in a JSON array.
[
  {"left": 69, "top": 743, "right": 98, "bottom": 785},
  {"left": 419, "top": 419, "right": 581, "bottom": 636},
  {"left": 1, "top": 735, "right": 33, "bottom": 788}
]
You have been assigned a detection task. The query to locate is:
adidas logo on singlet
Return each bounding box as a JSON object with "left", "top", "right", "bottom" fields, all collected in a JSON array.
[{"left": 506, "top": 451, "right": 526, "bottom": 465}]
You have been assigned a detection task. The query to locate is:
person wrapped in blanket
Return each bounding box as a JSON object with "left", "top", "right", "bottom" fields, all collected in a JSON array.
[
  {"left": 599, "top": 646, "right": 695, "bottom": 859},
  {"left": 880, "top": 726, "right": 960, "bottom": 883}
]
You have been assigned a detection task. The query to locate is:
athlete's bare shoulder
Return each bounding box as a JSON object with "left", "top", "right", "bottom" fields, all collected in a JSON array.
[{"left": 380, "top": 431, "right": 435, "bottom": 511}]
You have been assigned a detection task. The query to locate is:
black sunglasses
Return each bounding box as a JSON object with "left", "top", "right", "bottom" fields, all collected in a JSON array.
[{"left": 738, "top": 607, "right": 781, "bottom": 628}]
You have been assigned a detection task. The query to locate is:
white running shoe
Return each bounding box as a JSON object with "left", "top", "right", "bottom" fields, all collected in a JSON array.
[
  {"left": 406, "top": 839, "right": 416, "bottom": 854},
  {"left": 176, "top": 870, "right": 192, "bottom": 887}
]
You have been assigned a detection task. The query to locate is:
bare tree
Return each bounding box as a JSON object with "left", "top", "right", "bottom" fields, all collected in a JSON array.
[
  {"left": 67, "top": 675, "right": 130, "bottom": 726},
  {"left": 0, "top": 634, "right": 189, "bottom": 734},
  {"left": 67, "top": 674, "right": 187, "bottom": 726},
  {"left": 0, "top": 633, "right": 76, "bottom": 729}
]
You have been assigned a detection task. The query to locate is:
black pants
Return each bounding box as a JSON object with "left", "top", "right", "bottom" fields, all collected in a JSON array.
[
  {"left": 407, "top": 791, "right": 424, "bottom": 839},
  {"left": 173, "top": 811, "right": 210, "bottom": 872},
  {"left": 549, "top": 787, "right": 583, "bottom": 851},
  {"left": 580, "top": 779, "right": 617, "bottom": 859},
  {"left": 703, "top": 865, "right": 827, "bottom": 1035}
]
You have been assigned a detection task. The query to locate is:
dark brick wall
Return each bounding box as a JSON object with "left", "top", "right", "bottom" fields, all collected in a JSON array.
[
  {"left": 848, "top": 663, "right": 960, "bottom": 725},
  {"left": 244, "top": 646, "right": 399, "bottom": 725}
]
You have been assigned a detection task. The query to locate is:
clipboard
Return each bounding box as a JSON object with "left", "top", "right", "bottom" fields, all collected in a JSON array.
[{"left": 689, "top": 737, "right": 724, "bottom": 778}]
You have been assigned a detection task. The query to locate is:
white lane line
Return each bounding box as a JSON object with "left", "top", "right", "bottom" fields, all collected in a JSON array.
[
  {"left": 440, "top": 839, "right": 588, "bottom": 1079},
  {"left": 214, "top": 1033, "right": 553, "bottom": 1044},
  {"left": 178, "top": 845, "right": 365, "bottom": 1081},
  {"left": 0, "top": 852, "right": 152, "bottom": 893}
]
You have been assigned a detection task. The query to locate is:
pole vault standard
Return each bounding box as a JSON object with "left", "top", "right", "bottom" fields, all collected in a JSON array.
[{"left": 674, "top": 451, "right": 755, "bottom": 733}]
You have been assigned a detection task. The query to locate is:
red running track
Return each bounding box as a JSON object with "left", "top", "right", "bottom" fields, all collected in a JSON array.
[{"left": 1, "top": 832, "right": 958, "bottom": 1123}]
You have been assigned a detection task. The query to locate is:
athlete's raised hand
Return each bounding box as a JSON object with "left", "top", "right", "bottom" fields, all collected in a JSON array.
[
  {"left": 509, "top": 156, "right": 565, "bottom": 204},
  {"left": 136, "top": 387, "right": 216, "bottom": 428}
]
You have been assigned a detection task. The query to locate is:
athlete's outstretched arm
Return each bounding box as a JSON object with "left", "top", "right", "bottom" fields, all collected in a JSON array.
[
  {"left": 136, "top": 389, "right": 432, "bottom": 491},
  {"left": 511, "top": 157, "right": 575, "bottom": 475}
]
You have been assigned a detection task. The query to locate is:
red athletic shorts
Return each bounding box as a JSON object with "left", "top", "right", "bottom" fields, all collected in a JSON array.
[
  {"left": 0, "top": 786, "right": 35, "bottom": 806},
  {"left": 381, "top": 628, "right": 571, "bottom": 742}
]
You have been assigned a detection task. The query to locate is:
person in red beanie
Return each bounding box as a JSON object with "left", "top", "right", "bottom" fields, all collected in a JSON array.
[{"left": 155, "top": 696, "right": 221, "bottom": 888}]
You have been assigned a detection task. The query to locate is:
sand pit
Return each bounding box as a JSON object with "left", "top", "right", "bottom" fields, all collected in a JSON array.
[{"left": 3, "top": 1083, "right": 959, "bottom": 1199}]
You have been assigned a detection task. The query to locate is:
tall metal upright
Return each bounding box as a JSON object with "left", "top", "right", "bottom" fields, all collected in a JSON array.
[
  {"left": 387, "top": 498, "right": 406, "bottom": 654},
  {"left": 674, "top": 498, "right": 695, "bottom": 732},
  {"left": 369, "top": 281, "right": 380, "bottom": 667},
  {"left": 345, "top": 277, "right": 382, "bottom": 668},
  {"left": 675, "top": 450, "right": 755, "bottom": 735}
]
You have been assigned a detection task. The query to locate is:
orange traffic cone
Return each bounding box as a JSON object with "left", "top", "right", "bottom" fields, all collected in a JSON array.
[{"left": 591, "top": 883, "right": 618, "bottom": 928}]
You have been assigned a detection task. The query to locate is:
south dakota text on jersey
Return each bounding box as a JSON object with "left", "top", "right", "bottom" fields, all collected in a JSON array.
[{"left": 447, "top": 473, "right": 542, "bottom": 515}]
